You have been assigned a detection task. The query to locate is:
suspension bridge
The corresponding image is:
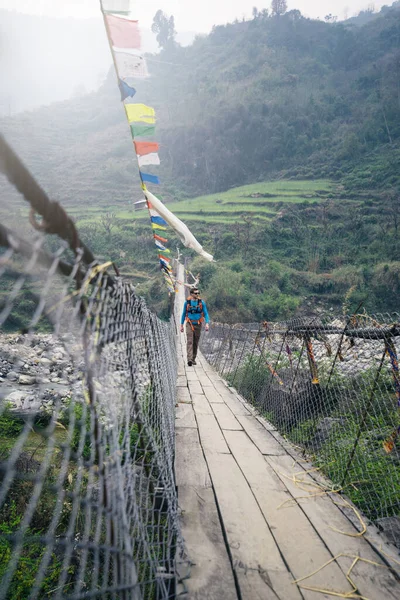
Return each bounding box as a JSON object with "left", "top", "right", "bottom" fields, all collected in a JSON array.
[
  {"left": 174, "top": 265, "right": 400, "bottom": 599},
  {"left": 0, "top": 136, "right": 400, "bottom": 599}
]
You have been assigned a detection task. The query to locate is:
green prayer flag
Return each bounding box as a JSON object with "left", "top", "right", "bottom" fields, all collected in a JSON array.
[{"left": 130, "top": 123, "right": 156, "bottom": 138}]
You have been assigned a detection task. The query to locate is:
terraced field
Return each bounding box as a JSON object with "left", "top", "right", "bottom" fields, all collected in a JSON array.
[
  {"left": 1, "top": 179, "right": 341, "bottom": 233},
  {"left": 63, "top": 179, "right": 340, "bottom": 227}
]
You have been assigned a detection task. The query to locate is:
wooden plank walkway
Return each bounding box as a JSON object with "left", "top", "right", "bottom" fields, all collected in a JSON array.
[{"left": 174, "top": 276, "right": 400, "bottom": 599}]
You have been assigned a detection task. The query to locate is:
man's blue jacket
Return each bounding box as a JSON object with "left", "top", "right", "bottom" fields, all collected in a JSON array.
[{"left": 181, "top": 298, "right": 210, "bottom": 326}]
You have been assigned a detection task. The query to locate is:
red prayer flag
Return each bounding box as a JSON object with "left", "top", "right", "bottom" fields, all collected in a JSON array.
[
  {"left": 134, "top": 141, "right": 160, "bottom": 156},
  {"left": 105, "top": 14, "right": 141, "bottom": 49},
  {"left": 154, "top": 234, "right": 168, "bottom": 243}
]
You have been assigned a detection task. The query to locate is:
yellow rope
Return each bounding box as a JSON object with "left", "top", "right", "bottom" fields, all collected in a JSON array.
[
  {"left": 276, "top": 464, "right": 366, "bottom": 536},
  {"left": 292, "top": 552, "right": 389, "bottom": 599}
]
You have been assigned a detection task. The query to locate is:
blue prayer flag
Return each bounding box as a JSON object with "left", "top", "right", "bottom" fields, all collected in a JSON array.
[
  {"left": 151, "top": 216, "right": 167, "bottom": 227},
  {"left": 119, "top": 79, "right": 136, "bottom": 101},
  {"left": 140, "top": 171, "right": 160, "bottom": 185}
]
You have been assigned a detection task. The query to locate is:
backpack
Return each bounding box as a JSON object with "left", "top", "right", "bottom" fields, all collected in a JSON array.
[{"left": 185, "top": 298, "right": 204, "bottom": 329}]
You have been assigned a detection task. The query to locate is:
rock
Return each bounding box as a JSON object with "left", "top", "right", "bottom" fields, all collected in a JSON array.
[
  {"left": 25, "top": 399, "right": 41, "bottom": 411},
  {"left": 7, "top": 371, "right": 18, "bottom": 381},
  {"left": 39, "top": 358, "right": 52, "bottom": 367},
  {"left": 19, "top": 375, "right": 36, "bottom": 385},
  {"left": 5, "top": 390, "right": 26, "bottom": 409}
]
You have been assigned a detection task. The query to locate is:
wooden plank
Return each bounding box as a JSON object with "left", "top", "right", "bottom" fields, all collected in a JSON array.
[
  {"left": 255, "top": 414, "right": 277, "bottom": 431},
  {"left": 197, "top": 413, "right": 230, "bottom": 454},
  {"left": 177, "top": 487, "right": 238, "bottom": 600},
  {"left": 186, "top": 370, "right": 199, "bottom": 381},
  {"left": 176, "top": 429, "right": 211, "bottom": 488},
  {"left": 177, "top": 387, "right": 191, "bottom": 404},
  {"left": 267, "top": 454, "right": 400, "bottom": 600},
  {"left": 176, "top": 427, "right": 237, "bottom": 599},
  {"left": 177, "top": 376, "right": 187, "bottom": 387},
  {"left": 189, "top": 381, "right": 203, "bottom": 395},
  {"left": 213, "top": 380, "right": 230, "bottom": 395},
  {"left": 176, "top": 403, "right": 197, "bottom": 429},
  {"left": 223, "top": 394, "right": 251, "bottom": 416},
  {"left": 203, "top": 387, "right": 224, "bottom": 404},
  {"left": 204, "top": 451, "right": 302, "bottom": 600},
  {"left": 236, "top": 415, "right": 286, "bottom": 455},
  {"left": 211, "top": 403, "right": 242, "bottom": 431},
  {"left": 198, "top": 376, "right": 214, "bottom": 388},
  {"left": 192, "top": 393, "right": 213, "bottom": 415},
  {"left": 224, "top": 431, "right": 352, "bottom": 599}
]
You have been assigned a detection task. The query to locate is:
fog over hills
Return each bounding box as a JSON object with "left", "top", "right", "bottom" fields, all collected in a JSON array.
[{"left": 0, "top": 9, "right": 196, "bottom": 114}]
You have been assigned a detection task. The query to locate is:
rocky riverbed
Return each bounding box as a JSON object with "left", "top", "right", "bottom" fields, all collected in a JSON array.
[{"left": 0, "top": 333, "right": 83, "bottom": 414}]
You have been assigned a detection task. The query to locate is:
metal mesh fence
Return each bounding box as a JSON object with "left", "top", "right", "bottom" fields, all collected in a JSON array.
[
  {"left": 201, "top": 314, "right": 400, "bottom": 548},
  {"left": 0, "top": 136, "right": 188, "bottom": 599}
]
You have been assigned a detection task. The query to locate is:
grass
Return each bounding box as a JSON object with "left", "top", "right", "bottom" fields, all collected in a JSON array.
[{"left": 62, "top": 179, "right": 340, "bottom": 226}]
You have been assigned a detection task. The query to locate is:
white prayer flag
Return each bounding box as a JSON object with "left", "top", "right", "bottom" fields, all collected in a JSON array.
[
  {"left": 144, "top": 189, "right": 214, "bottom": 262},
  {"left": 101, "top": 0, "right": 132, "bottom": 14},
  {"left": 137, "top": 153, "right": 160, "bottom": 167},
  {"left": 114, "top": 50, "right": 149, "bottom": 79}
]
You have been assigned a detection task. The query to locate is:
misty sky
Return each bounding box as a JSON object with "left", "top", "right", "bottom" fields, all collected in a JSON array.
[{"left": 0, "top": 0, "right": 391, "bottom": 31}]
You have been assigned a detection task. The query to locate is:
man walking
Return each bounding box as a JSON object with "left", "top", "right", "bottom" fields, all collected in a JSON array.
[{"left": 180, "top": 287, "right": 210, "bottom": 366}]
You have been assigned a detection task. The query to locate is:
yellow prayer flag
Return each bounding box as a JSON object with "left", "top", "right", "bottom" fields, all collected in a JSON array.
[{"left": 124, "top": 103, "right": 155, "bottom": 124}]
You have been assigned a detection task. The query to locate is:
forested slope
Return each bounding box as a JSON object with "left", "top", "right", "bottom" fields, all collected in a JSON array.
[
  {"left": 1, "top": 3, "right": 400, "bottom": 321},
  {"left": 2, "top": 3, "right": 400, "bottom": 202}
]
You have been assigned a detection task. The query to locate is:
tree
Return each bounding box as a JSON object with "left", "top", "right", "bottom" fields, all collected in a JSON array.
[
  {"left": 324, "top": 14, "right": 338, "bottom": 22},
  {"left": 100, "top": 212, "right": 116, "bottom": 237},
  {"left": 151, "top": 10, "right": 176, "bottom": 49},
  {"left": 252, "top": 6, "right": 259, "bottom": 19},
  {"left": 271, "top": 0, "right": 287, "bottom": 16}
]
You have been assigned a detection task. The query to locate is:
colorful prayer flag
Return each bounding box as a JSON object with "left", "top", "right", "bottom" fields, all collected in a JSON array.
[
  {"left": 125, "top": 103, "right": 155, "bottom": 124},
  {"left": 141, "top": 172, "right": 160, "bottom": 185},
  {"left": 114, "top": 51, "right": 149, "bottom": 79},
  {"left": 152, "top": 223, "right": 167, "bottom": 231},
  {"left": 144, "top": 189, "right": 214, "bottom": 262},
  {"left": 105, "top": 14, "right": 141, "bottom": 49},
  {"left": 154, "top": 233, "right": 168, "bottom": 243},
  {"left": 130, "top": 123, "right": 156, "bottom": 139},
  {"left": 151, "top": 216, "right": 167, "bottom": 226},
  {"left": 134, "top": 141, "right": 159, "bottom": 156},
  {"left": 161, "top": 263, "right": 172, "bottom": 273},
  {"left": 119, "top": 79, "right": 136, "bottom": 101},
  {"left": 138, "top": 153, "right": 160, "bottom": 167},
  {"left": 155, "top": 240, "right": 169, "bottom": 251}
]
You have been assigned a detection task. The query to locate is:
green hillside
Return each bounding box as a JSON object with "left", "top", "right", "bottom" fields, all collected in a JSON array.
[
  {"left": 2, "top": 3, "right": 400, "bottom": 203},
  {"left": 1, "top": 4, "right": 400, "bottom": 321}
]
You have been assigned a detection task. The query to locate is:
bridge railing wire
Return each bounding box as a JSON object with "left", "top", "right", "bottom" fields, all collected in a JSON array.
[
  {"left": 0, "top": 135, "right": 188, "bottom": 599},
  {"left": 200, "top": 314, "right": 400, "bottom": 548}
]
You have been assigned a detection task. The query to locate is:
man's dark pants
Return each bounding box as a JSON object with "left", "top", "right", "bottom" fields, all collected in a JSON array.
[{"left": 185, "top": 322, "right": 202, "bottom": 362}]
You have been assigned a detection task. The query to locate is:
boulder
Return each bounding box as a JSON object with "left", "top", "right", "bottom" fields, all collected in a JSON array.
[
  {"left": 19, "top": 375, "right": 36, "bottom": 385},
  {"left": 4, "top": 390, "right": 26, "bottom": 409}
]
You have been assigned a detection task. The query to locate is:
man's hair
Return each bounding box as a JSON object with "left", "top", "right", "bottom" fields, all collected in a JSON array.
[{"left": 190, "top": 288, "right": 199, "bottom": 294}]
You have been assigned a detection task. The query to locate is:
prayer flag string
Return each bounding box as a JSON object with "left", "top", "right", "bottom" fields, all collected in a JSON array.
[
  {"left": 100, "top": 0, "right": 213, "bottom": 294},
  {"left": 101, "top": 1, "right": 176, "bottom": 292}
]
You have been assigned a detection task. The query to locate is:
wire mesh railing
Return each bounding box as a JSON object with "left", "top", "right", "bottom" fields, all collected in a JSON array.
[
  {"left": 0, "top": 135, "right": 188, "bottom": 599},
  {"left": 201, "top": 314, "right": 400, "bottom": 548}
]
